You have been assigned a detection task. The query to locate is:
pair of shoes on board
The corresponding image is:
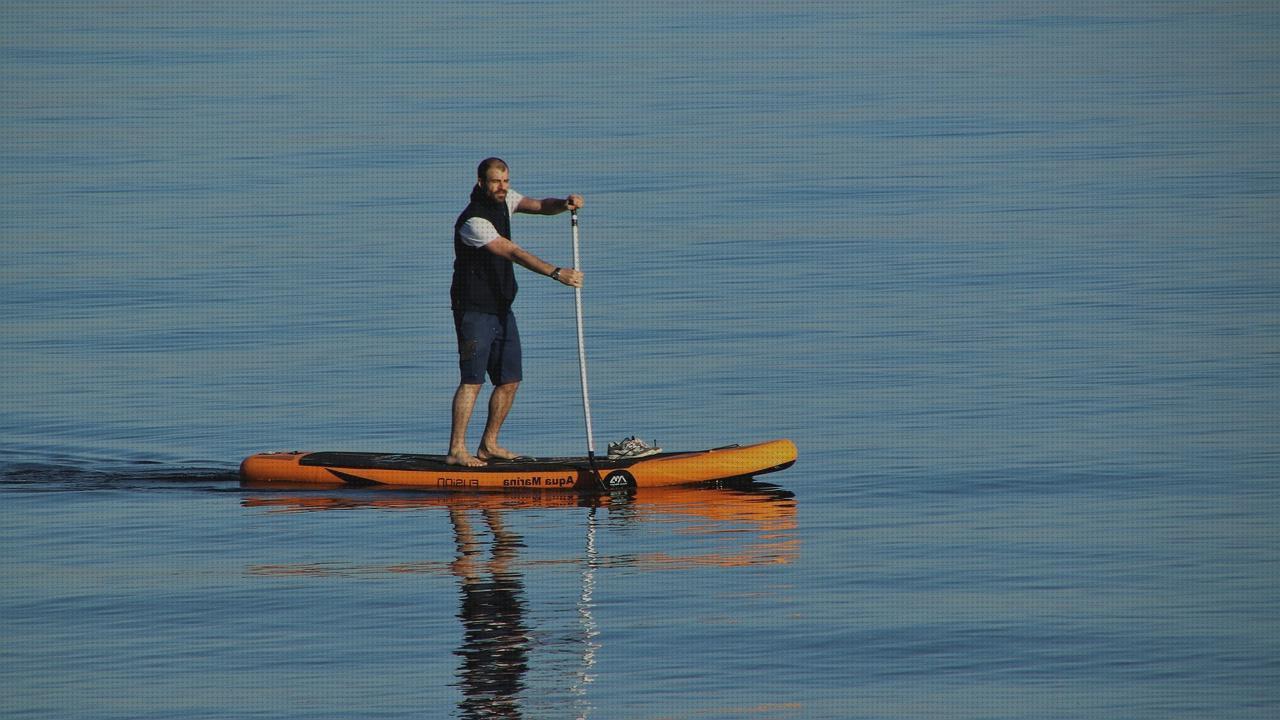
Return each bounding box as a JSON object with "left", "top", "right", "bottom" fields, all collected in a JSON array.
[{"left": 607, "top": 436, "right": 662, "bottom": 459}]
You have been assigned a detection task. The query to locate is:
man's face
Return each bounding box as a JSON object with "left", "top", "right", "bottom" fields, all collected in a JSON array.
[{"left": 480, "top": 167, "right": 510, "bottom": 203}]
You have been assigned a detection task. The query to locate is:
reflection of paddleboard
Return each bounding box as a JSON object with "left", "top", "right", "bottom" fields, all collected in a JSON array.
[
  {"left": 241, "top": 481, "right": 799, "bottom": 572},
  {"left": 240, "top": 438, "right": 797, "bottom": 491},
  {"left": 241, "top": 481, "right": 797, "bottom": 527}
]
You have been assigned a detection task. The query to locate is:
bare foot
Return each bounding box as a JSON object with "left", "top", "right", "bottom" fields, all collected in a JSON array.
[
  {"left": 477, "top": 444, "right": 520, "bottom": 461},
  {"left": 445, "top": 451, "right": 486, "bottom": 467}
]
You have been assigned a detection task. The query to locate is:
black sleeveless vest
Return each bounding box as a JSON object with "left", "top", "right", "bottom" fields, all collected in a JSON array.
[{"left": 451, "top": 186, "right": 517, "bottom": 313}]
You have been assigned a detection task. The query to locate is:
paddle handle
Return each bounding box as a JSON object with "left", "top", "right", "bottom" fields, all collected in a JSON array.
[{"left": 571, "top": 211, "right": 597, "bottom": 458}]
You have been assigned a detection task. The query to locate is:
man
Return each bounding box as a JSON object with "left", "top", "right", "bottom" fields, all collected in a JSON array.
[{"left": 446, "top": 157, "right": 584, "bottom": 467}]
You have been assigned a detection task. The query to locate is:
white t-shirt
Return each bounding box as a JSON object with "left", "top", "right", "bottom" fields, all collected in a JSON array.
[{"left": 458, "top": 189, "right": 526, "bottom": 248}]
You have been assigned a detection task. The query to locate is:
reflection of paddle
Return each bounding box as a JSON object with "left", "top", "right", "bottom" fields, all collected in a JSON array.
[
  {"left": 571, "top": 211, "right": 606, "bottom": 490},
  {"left": 572, "top": 505, "right": 601, "bottom": 708}
]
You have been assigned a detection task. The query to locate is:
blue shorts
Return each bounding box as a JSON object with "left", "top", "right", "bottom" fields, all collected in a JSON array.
[{"left": 453, "top": 310, "right": 522, "bottom": 385}]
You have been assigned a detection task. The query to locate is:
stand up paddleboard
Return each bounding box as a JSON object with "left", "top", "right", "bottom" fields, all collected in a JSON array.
[{"left": 240, "top": 439, "right": 797, "bottom": 491}]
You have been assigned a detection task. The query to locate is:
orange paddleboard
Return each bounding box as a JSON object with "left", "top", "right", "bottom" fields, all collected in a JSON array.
[{"left": 240, "top": 438, "right": 797, "bottom": 491}]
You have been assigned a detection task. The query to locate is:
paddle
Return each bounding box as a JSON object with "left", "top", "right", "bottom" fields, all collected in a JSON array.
[{"left": 570, "top": 210, "right": 606, "bottom": 490}]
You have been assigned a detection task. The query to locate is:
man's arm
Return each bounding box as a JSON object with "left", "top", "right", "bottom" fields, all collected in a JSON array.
[
  {"left": 484, "top": 237, "right": 583, "bottom": 288},
  {"left": 515, "top": 194, "right": 584, "bottom": 215}
]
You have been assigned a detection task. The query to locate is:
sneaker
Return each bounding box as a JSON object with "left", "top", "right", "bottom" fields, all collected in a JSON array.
[{"left": 607, "top": 436, "right": 662, "bottom": 459}]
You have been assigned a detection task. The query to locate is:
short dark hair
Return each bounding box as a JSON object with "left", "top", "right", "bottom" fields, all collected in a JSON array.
[{"left": 477, "top": 157, "right": 509, "bottom": 178}]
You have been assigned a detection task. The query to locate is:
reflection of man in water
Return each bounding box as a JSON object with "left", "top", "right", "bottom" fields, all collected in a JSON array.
[{"left": 449, "top": 508, "right": 529, "bottom": 718}]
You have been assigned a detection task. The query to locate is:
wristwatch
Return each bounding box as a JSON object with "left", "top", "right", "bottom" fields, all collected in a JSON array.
[{"left": 550, "top": 267, "right": 562, "bottom": 281}]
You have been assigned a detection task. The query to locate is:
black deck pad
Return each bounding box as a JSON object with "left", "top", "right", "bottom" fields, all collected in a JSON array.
[{"left": 298, "top": 451, "right": 667, "bottom": 472}]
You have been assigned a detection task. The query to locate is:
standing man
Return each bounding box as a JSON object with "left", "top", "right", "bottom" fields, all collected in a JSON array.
[{"left": 446, "top": 157, "right": 584, "bottom": 467}]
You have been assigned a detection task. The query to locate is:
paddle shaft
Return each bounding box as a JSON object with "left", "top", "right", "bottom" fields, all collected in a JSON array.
[{"left": 570, "top": 211, "right": 601, "bottom": 478}]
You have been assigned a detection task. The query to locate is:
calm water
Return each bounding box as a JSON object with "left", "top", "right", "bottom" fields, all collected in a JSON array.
[{"left": 3, "top": 2, "right": 1278, "bottom": 718}]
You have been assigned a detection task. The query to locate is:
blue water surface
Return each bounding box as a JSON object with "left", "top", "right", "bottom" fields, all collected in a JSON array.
[{"left": 2, "top": 2, "right": 1277, "bottom": 718}]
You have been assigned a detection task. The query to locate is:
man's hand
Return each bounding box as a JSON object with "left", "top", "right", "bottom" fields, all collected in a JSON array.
[
  {"left": 554, "top": 267, "right": 583, "bottom": 288},
  {"left": 565, "top": 194, "right": 584, "bottom": 211}
]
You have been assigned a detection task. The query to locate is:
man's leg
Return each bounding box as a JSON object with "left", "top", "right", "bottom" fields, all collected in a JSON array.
[
  {"left": 449, "top": 308, "right": 496, "bottom": 467},
  {"left": 478, "top": 381, "right": 520, "bottom": 461},
  {"left": 477, "top": 311, "right": 522, "bottom": 461},
  {"left": 447, "top": 382, "right": 486, "bottom": 466}
]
